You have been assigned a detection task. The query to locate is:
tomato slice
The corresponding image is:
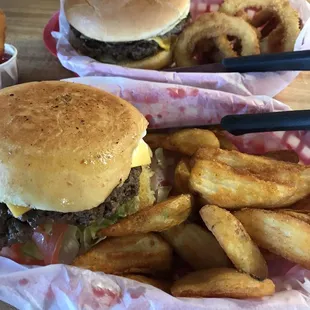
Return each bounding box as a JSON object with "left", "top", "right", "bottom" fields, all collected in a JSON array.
[
  {"left": 0, "top": 224, "right": 70, "bottom": 265},
  {"left": 0, "top": 244, "right": 22, "bottom": 262},
  {"left": 32, "top": 224, "right": 68, "bottom": 265},
  {"left": 0, "top": 244, "right": 44, "bottom": 265}
]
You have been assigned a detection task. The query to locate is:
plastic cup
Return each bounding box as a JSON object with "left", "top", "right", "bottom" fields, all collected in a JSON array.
[{"left": 0, "top": 43, "right": 18, "bottom": 89}]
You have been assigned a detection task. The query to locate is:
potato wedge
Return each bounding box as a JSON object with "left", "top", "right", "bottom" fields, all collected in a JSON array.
[
  {"left": 263, "top": 150, "right": 299, "bottom": 163},
  {"left": 144, "top": 133, "right": 169, "bottom": 149},
  {"left": 235, "top": 209, "right": 310, "bottom": 269},
  {"left": 164, "top": 129, "right": 220, "bottom": 156},
  {"left": 291, "top": 195, "right": 310, "bottom": 210},
  {"left": 172, "top": 256, "right": 194, "bottom": 281},
  {"left": 174, "top": 158, "right": 191, "bottom": 194},
  {"left": 100, "top": 194, "right": 192, "bottom": 236},
  {"left": 260, "top": 248, "right": 281, "bottom": 261},
  {"left": 125, "top": 274, "right": 172, "bottom": 293},
  {"left": 171, "top": 268, "right": 275, "bottom": 298},
  {"left": 190, "top": 148, "right": 310, "bottom": 209},
  {"left": 73, "top": 233, "right": 172, "bottom": 275},
  {"left": 200, "top": 205, "right": 267, "bottom": 279},
  {"left": 195, "top": 196, "right": 209, "bottom": 208},
  {"left": 193, "top": 147, "right": 306, "bottom": 185},
  {"left": 190, "top": 160, "right": 295, "bottom": 209},
  {"left": 278, "top": 210, "right": 310, "bottom": 225},
  {"left": 213, "top": 130, "right": 238, "bottom": 151},
  {"left": 161, "top": 223, "right": 231, "bottom": 270},
  {"left": 282, "top": 209, "right": 310, "bottom": 214}
]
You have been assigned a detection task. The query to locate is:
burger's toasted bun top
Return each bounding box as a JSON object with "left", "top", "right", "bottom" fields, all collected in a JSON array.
[
  {"left": 0, "top": 81, "right": 148, "bottom": 212},
  {"left": 64, "top": 0, "right": 190, "bottom": 42}
]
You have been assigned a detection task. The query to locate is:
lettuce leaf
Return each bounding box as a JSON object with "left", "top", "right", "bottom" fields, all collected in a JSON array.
[
  {"left": 21, "top": 241, "right": 44, "bottom": 261},
  {"left": 79, "top": 196, "right": 139, "bottom": 253},
  {"left": 58, "top": 225, "right": 80, "bottom": 264},
  {"left": 20, "top": 197, "right": 140, "bottom": 262}
]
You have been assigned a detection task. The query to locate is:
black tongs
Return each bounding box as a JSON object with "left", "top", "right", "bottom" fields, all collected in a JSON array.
[
  {"left": 150, "top": 110, "right": 310, "bottom": 136},
  {"left": 164, "top": 50, "right": 310, "bottom": 73}
]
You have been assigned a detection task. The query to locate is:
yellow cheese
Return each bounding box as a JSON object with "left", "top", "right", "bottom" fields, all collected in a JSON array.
[
  {"left": 131, "top": 139, "right": 152, "bottom": 168},
  {"left": 7, "top": 203, "right": 30, "bottom": 218},
  {"left": 150, "top": 37, "right": 171, "bottom": 51},
  {"left": 6, "top": 140, "right": 152, "bottom": 218}
]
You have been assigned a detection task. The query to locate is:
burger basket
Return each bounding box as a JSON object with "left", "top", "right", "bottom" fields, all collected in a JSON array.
[
  {"left": 1, "top": 75, "right": 310, "bottom": 309},
  {"left": 52, "top": 0, "right": 310, "bottom": 98}
]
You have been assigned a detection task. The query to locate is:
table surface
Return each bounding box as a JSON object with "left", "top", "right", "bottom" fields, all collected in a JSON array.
[{"left": 2, "top": 0, "right": 310, "bottom": 110}]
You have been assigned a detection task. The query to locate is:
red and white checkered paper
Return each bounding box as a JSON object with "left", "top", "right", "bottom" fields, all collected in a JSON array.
[
  {"left": 1, "top": 76, "right": 310, "bottom": 310},
  {"left": 65, "top": 77, "right": 310, "bottom": 165},
  {"left": 52, "top": 0, "right": 310, "bottom": 97}
]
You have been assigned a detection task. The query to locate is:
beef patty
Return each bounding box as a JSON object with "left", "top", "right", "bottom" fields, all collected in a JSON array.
[
  {"left": 69, "top": 14, "right": 190, "bottom": 62},
  {"left": 0, "top": 167, "right": 141, "bottom": 249}
]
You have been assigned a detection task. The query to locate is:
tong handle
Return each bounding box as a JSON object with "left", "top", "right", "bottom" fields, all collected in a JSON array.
[
  {"left": 222, "top": 110, "right": 310, "bottom": 135},
  {"left": 223, "top": 50, "right": 310, "bottom": 72}
]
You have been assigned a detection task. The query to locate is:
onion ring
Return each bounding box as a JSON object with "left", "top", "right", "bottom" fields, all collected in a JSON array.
[
  {"left": 251, "top": 10, "right": 283, "bottom": 53},
  {"left": 204, "top": 37, "right": 239, "bottom": 61},
  {"left": 196, "top": 37, "right": 238, "bottom": 63},
  {"left": 214, "top": 36, "right": 239, "bottom": 58},
  {"left": 220, "top": 0, "right": 300, "bottom": 52},
  {"left": 251, "top": 10, "right": 276, "bottom": 29},
  {"left": 174, "top": 12, "right": 260, "bottom": 67},
  {"left": 260, "top": 26, "right": 284, "bottom": 54}
]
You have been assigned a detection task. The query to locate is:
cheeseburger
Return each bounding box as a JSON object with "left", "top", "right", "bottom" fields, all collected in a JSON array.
[
  {"left": 64, "top": 0, "right": 191, "bottom": 69},
  {"left": 0, "top": 81, "right": 154, "bottom": 264}
]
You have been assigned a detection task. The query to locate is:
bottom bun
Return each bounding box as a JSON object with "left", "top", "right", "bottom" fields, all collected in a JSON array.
[{"left": 118, "top": 49, "right": 173, "bottom": 70}]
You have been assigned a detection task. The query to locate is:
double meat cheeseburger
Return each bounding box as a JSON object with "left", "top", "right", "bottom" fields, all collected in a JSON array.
[
  {"left": 64, "top": 0, "right": 191, "bottom": 69},
  {"left": 0, "top": 81, "right": 154, "bottom": 264}
]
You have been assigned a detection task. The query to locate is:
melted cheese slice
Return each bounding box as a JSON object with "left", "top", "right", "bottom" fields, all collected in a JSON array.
[
  {"left": 131, "top": 139, "right": 152, "bottom": 168},
  {"left": 150, "top": 37, "right": 171, "bottom": 51},
  {"left": 7, "top": 203, "right": 30, "bottom": 218},
  {"left": 6, "top": 139, "right": 152, "bottom": 218}
]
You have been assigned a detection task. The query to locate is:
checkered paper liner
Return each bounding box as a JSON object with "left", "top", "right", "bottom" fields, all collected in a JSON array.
[
  {"left": 190, "top": 0, "right": 221, "bottom": 18},
  {"left": 177, "top": 0, "right": 310, "bottom": 163},
  {"left": 190, "top": 0, "right": 263, "bottom": 18},
  {"left": 1, "top": 76, "right": 310, "bottom": 310},
  {"left": 61, "top": 77, "right": 310, "bottom": 165},
  {"left": 52, "top": 0, "right": 310, "bottom": 98},
  {"left": 3, "top": 4, "right": 310, "bottom": 307}
]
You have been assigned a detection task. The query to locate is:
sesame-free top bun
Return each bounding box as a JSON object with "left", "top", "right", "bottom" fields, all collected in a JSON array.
[
  {"left": 0, "top": 81, "right": 148, "bottom": 212},
  {"left": 64, "top": 0, "right": 190, "bottom": 42}
]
